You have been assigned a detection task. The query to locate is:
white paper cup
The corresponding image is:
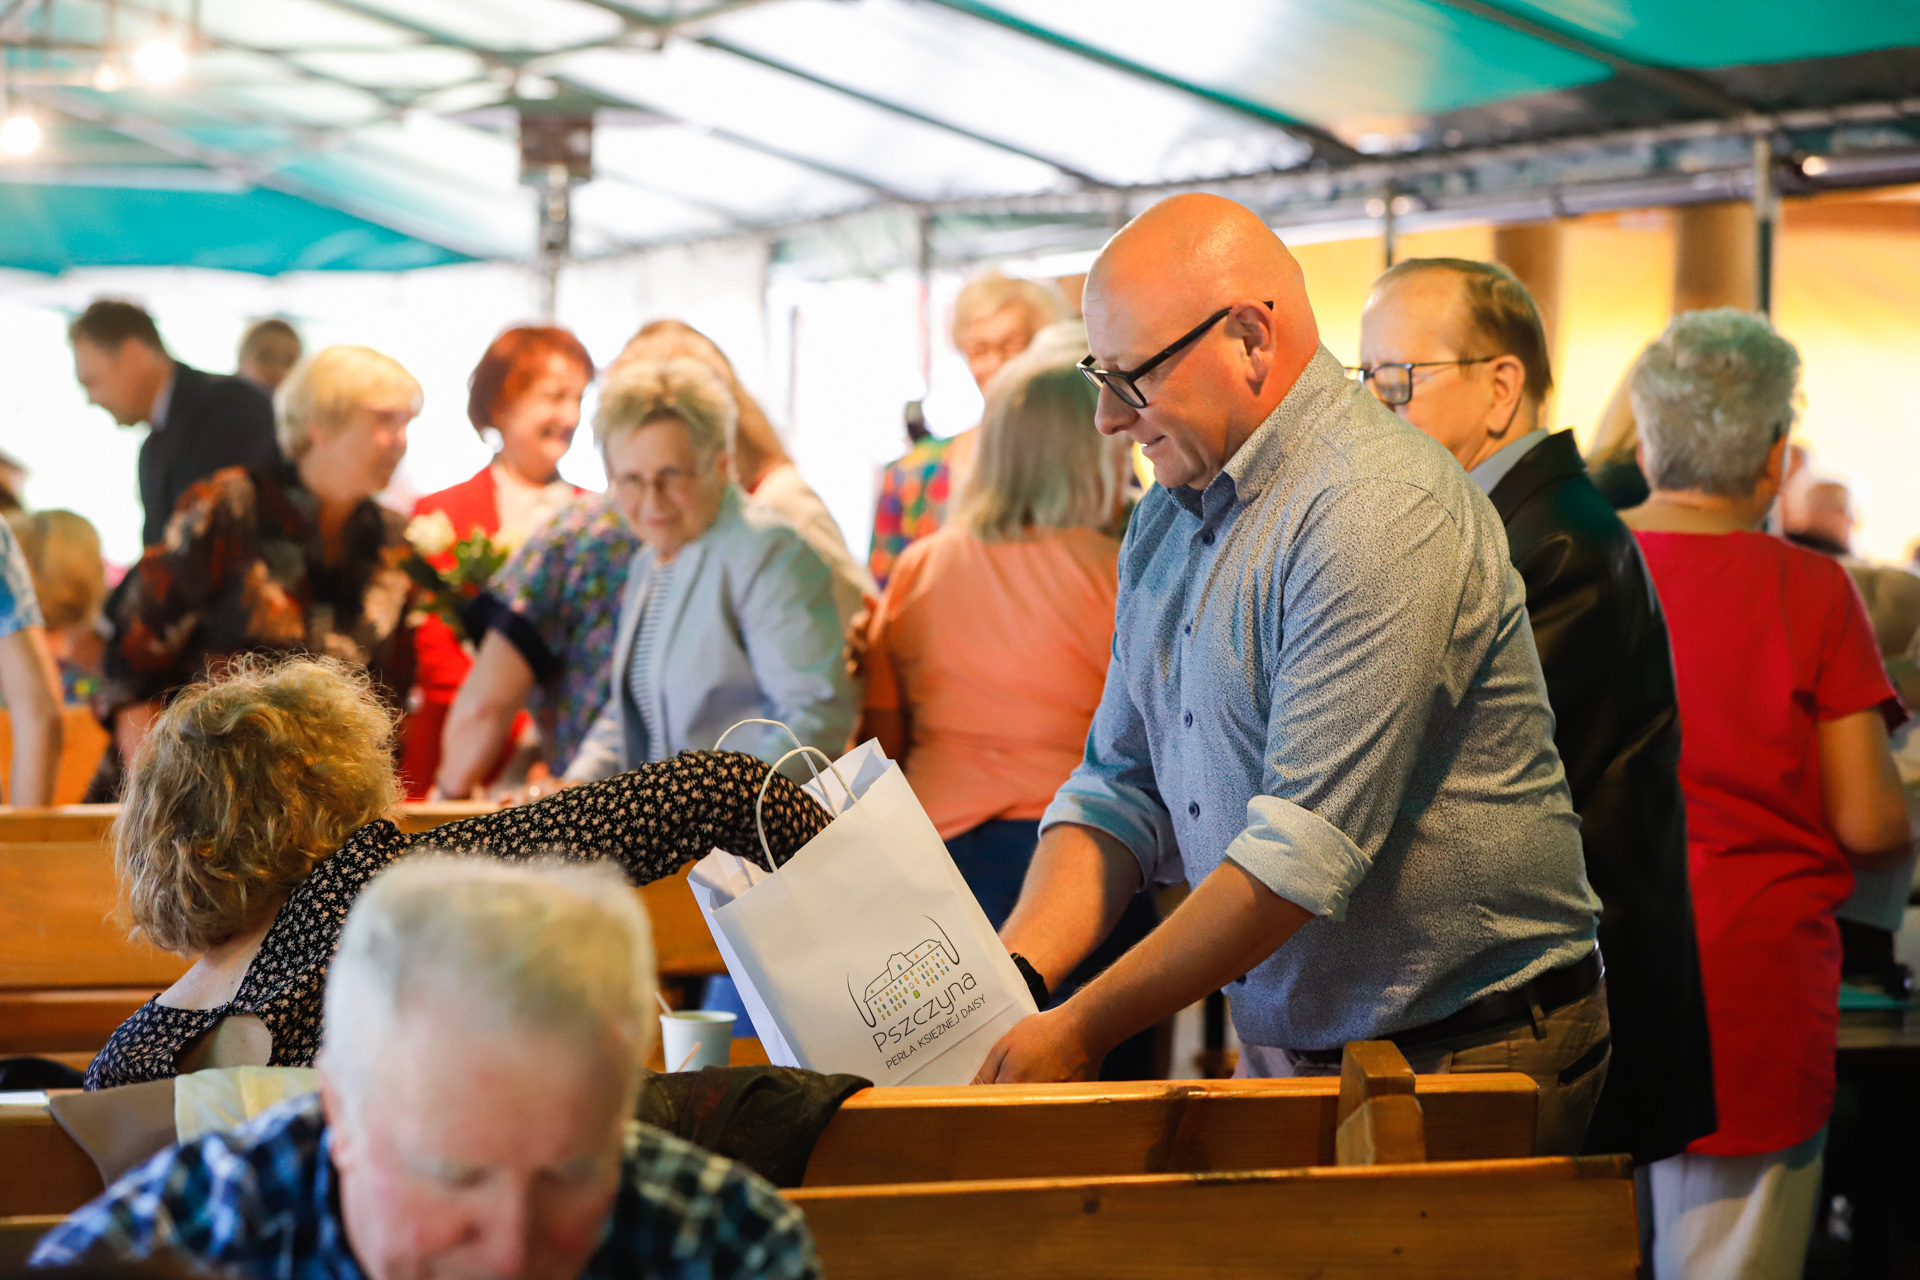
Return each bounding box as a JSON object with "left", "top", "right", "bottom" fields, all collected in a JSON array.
[{"left": 660, "top": 1011, "right": 736, "bottom": 1072}]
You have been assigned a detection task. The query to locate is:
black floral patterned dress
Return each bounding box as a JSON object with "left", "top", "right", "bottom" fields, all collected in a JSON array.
[
  {"left": 86, "top": 751, "right": 829, "bottom": 1090},
  {"left": 101, "top": 462, "right": 420, "bottom": 739}
]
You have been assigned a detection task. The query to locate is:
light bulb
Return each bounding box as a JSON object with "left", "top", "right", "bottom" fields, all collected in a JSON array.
[
  {"left": 134, "top": 38, "right": 187, "bottom": 83},
  {"left": 0, "top": 115, "right": 41, "bottom": 156},
  {"left": 94, "top": 60, "right": 123, "bottom": 91}
]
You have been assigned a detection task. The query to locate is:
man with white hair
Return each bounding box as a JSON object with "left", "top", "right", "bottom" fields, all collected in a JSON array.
[{"left": 32, "top": 857, "right": 819, "bottom": 1280}]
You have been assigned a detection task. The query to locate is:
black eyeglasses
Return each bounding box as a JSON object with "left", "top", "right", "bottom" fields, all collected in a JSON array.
[
  {"left": 1079, "top": 301, "right": 1274, "bottom": 410},
  {"left": 1344, "top": 357, "right": 1497, "bottom": 408}
]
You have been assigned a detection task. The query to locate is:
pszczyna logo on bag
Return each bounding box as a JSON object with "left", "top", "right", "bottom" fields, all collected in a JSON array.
[{"left": 850, "top": 917, "right": 988, "bottom": 1072}]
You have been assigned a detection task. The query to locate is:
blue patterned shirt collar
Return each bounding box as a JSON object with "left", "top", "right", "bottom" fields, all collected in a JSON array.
[{"left": 1165, "top": 347, "right": 1351, "bottom": 522}]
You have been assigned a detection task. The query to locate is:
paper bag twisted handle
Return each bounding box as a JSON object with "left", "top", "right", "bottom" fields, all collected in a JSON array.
[
  {"left": 753, "top": 746, "right": 855, "bottom": 871},
  {"left": 714, "top": 718, "right": 830, "bottom": 792}
]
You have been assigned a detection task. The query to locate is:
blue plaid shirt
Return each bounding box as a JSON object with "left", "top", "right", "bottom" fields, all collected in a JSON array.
[{"left": 30, "top": 1095, "right": 819, "bottom": 1280}]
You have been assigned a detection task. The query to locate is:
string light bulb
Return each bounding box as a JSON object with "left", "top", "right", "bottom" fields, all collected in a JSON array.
[
  {"left": 133, "top": 38, "right": 187, "bottom": 83},
  {"left": 0, "top": 114, "right": 41, "bottom": 156},
  {"left": 94, "top": 60, "right": 123, "bottom": 92}
]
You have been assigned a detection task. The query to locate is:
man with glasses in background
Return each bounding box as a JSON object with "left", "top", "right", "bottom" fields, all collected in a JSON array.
[
  {"left": 976, "top": 195, "right": 1610, "bottom": 1157},
  {"left": 1358, "top": 258, "right": 1714, "bottom": 1171}
]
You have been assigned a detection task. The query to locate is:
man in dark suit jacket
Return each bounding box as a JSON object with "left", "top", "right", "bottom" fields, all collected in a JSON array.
[
  {"left": 1359, "top": 258, "right": 1715, "bottom": 1167},
  {"left": 69, "top": 299, "right": 281, "bottom": 548}
]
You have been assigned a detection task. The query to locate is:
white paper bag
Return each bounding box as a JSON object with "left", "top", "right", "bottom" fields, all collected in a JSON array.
[{"left": 689, "top": 736, "right": 1037, "bottom": 1086}]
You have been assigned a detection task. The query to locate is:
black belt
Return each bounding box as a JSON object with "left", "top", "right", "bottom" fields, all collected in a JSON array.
[{"left": 1285, "top": 949, "right": 1603, "bottom": 1067}]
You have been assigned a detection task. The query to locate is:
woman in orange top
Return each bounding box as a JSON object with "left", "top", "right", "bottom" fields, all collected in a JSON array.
[
  {"left": 863, "top": 353, "right": 1135, "bottom": 925},
  {"left": 400, "top": 327, "right": 591, "bottom": 795}
]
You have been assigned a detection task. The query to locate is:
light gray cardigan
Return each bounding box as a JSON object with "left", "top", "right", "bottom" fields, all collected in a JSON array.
[{"left": 563, "top": 486, "right": 857, "bottom": 780}]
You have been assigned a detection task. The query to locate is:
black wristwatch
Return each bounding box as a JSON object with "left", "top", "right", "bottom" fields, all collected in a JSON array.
[{"left": 1009, "top": 952, "right": 1050, "bottom": 1009}]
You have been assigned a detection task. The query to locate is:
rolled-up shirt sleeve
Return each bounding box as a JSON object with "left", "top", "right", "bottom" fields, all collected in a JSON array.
[
  {"left": 1042, "top": 647, "right": 1180, "bottom": 886},
  {"left": 1223, "top": 481, "right": 1476, "bottom": 919}
]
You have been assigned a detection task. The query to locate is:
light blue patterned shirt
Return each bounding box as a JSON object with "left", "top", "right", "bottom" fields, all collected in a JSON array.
[
  {"left": 0, "top": 518, "right": 44, "bottom": 640},
  {"left": 1043, "top": 346, "right": 1598, "bottom": 1051}
]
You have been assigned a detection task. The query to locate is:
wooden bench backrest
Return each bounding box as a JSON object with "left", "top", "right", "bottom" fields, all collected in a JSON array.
[
  {"left": 0, "top": 1109, "right": 103, "bottom": 1217},
  {"left": 4, "top": 1157, "right": 1640, "bottom": 1279},
  {"left": 0, "top": 841, "right": 184, "bottom": 991},
  {"left": 1, "top": 1067, "right": 1537, "bottom": 1216},
  {"left": 0, "top": 802, "right": 725, "bottom": 1058},
  {"left": 0, "top": 801, "right": 497, "bottom": 846},
  {"left": 790, "top": 1155, "right": 1639, "bottom": 1279},
  {"left": 0, "top": 1216, "right": 64, "bottom": 1269},
  {"left": 802, "top": 1071, "right": 1534, "bottom": 1185}
]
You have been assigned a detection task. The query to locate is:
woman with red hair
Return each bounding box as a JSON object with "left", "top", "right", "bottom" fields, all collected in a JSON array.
[{"left": 400, "top": 326, "right": 593, "bottom": 794}]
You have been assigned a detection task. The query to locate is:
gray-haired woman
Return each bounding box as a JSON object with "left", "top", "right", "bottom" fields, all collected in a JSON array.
[
  {"left": 1622, "top": 309, "right": 1910, "bottom": 1279},
  {"left": 562, "top": 356, "right": 855, "bottom": 781}
]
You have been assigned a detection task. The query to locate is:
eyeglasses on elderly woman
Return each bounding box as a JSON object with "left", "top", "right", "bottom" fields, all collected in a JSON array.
[{"left": 1078, "top": 300, "right": 1274, "bottom": 410}]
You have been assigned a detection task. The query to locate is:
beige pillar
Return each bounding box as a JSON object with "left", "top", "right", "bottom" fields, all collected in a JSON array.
[
  {"left": 1672, "top": 201, "right": 1758, "bottom": 314},
  {"left": 1493, "top": 220, "right": 1564, "bottom": 425},
  {"left": 1492, "top": 220, "right": 1564, "bottom": 345}
]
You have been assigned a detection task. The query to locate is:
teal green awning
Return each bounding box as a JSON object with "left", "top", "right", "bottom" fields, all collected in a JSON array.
[
  {"left": 0, "top": 180, "right": 473, "bottom": 274},
  {"left": 1, "top": 0, "right": 1916, "bottom": 272}
]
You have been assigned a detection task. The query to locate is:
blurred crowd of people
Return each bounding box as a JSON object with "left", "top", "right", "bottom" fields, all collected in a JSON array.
[{"left": 7, "top": 194, "right": 1917, "bottom": 1280}]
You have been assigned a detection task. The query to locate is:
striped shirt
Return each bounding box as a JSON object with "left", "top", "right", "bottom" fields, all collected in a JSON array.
[{"left": 628, "top": 559, "right": 675, "bottom": 761}]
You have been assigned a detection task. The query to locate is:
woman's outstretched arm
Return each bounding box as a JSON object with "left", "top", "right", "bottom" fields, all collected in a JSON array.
[{"left": 414, "top": 749, "right": 831, "bottom": 882}]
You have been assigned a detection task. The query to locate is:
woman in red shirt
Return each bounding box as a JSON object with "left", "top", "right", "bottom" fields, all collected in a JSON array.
[
  {"left": 400, "top": 327, "right": 592, "bottom": 795},
  {"left": 1622, "top": 309, "right": 1910, "bottom": 1279}
]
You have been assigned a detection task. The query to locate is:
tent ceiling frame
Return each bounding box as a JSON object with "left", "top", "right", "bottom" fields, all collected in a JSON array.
[
  {"left": 693, "top": 35, "right": 1110, "bottom": 189},
  {"left": 547, "top": 66, "right": 922, "bottom": 203},
  {"left": 622, "top": 93, "right": 1920, "bottom": 270},
  {"left": 0, "top": 0, "right": 43, "bottom": 35},
  {"left": 917, "top": 0, "right": 1364, "bottom": 165}
]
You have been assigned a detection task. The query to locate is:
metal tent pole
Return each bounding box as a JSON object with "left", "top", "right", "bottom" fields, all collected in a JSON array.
[{"left": 1752, "top": 134, "right": 1776, "bottom": 316}]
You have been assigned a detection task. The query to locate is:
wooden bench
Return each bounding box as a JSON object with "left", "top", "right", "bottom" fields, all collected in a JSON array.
[
  {"left": 801, "top": 1072, "right": 1532, "bottom": 1185},
  {"left": 792, "top": 1154, "right": 1639, "bottom": 1278},
  {"left": 1, "top": 1159, "right": 1641, "bottom": 1277},
  {"left": 795, "top": 1042, "right": 1635, "bottom": 1277},
  {"left": 0, "top": 805, "right": 727, "bottom": 1065},
  {"left": 0, "top": 1049, "right": 1539, "bottom": 1216},
  {"left": 1, "top": 1044, "right": 1630, "bottom": 1277}
]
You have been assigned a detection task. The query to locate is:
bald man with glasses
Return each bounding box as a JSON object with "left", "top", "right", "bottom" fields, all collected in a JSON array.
[{"left": 978, "top": 195, "right": 1609, "bottom": 1157}]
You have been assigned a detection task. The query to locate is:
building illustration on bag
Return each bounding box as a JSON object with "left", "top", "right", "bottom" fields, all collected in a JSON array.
[{"left": 851, "top": 918, "right": 961, "bottom": 1028}]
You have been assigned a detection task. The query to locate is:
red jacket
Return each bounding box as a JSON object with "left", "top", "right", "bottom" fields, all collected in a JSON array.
[{"left": 400, "top": 466, "right": 580, "bottom": 796}]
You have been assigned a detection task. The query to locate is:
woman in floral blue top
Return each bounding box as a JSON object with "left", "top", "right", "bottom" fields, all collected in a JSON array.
[{"left": 434, "top": 494, "right": 641, "bottom": 796}]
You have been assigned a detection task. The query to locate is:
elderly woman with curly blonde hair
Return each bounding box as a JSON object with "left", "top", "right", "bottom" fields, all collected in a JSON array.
[
  {"left": 87, "top": 654, "right": 830, "bottom": 1089},
  {"left": 559, "top": 355, "right": 854, "bottom": 782}
]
